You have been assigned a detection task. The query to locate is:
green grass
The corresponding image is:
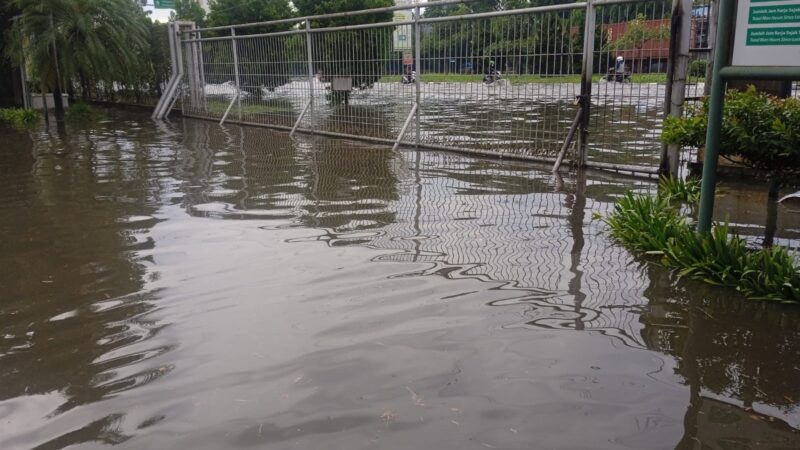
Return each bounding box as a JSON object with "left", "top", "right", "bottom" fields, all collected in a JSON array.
[
  {"left": 378, "top": 73, "right": 671, "bottom": 84},
  {"left": 0, "top": 108, "right": 39, "bottom": 129},
  {"left": 602, "top": 183, "right": 800, "bottom": 303}
]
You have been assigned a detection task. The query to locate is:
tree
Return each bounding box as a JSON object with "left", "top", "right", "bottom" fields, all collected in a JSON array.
[
  {"left": 207, "top": 0, "right": 294, "bottom": 34},
  {"left": 207, "top": 0, "right": 296, "bottom": 92},
  {"left": 6, "top": 0, "right": 148, "bottom": 118},
  {"left": 170, "top": 0, "right": 207, "bottom": 28},
  {"left": 294, "top": 0, "right": 394, "bottom": 103}
]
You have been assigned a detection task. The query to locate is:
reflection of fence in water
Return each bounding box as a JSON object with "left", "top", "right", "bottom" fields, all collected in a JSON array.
[
  {"left": 175, "top": 0, "right": 701, "bottom": 173},
  {"left": 178, "top": 119, "right": 661, "bottom": 348}
]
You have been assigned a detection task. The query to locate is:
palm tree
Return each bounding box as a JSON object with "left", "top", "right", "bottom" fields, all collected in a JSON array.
[{"left": 6, "top": 0, "right": 148, "bottom": 119}]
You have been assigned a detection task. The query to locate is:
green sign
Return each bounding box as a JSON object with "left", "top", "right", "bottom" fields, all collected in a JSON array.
[
  {"left": 749, "top": 4, "right": 800, "bottom": 24},
  {"left": 746, "top": 26, "right": 800, "bottom": 45},
  {"left": 154, "top": 0, "right": 176, "bottom": 8}
]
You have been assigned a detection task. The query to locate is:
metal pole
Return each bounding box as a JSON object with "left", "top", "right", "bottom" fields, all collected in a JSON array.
[
  {"left": 660, "top": 0, "right": 692, "bottom": 177},
  {"left": 553, "top": 109, "right": 582, "bottom": 173},
  {"left": 697, "top": 0, "right": 735, "bottom": 234},
  {"left": 291, "top": 99, "right": 313, "bottom": 136},
  {"left": 577, "top": 0, "right": 596, "bottom": 167},
  {"left": 231, "top": 28, "right": 242, "bottom": 121},
  {"left": 219, "top": 92, "right": 239, "bottom": 126},
  {"left": 414, "top": 5, "right": 421, "bottom": 147},
  {"left": 704, "top": 0, "right": 719, "bottom": 96},
  {"left": 306, "top": 21, "right": 315, "bottom": 101},
  {"left": 393, "top": 103, "right": 418, "bottom": 151}
]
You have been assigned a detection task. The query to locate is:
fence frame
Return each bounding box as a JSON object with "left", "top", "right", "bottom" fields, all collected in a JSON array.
[{"left": 155, "top": 0, "right": 696, "bottom": 177}]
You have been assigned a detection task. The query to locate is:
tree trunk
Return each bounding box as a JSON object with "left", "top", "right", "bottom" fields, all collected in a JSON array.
[{"left": 52, "top": 82, "right": 65, "bottom": 120}]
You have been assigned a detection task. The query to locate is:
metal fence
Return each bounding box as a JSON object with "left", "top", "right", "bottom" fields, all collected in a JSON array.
[{"left": 156, "top": 0, "right": 710, "bottom": 176}]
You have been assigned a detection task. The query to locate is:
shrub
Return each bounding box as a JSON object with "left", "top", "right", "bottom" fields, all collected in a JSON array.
[
  {"left": 658, "top": 175, "right": 700, "bottom": 204},
  {"left": 688, "top": 59, "right": 707, "bottom": 78},
  {"left": 66, "top": 102, "right": 101, "bottom": 122},
  {"left": 604, "top": 191, "right": 690, "bottom": 254},
  {"left": 662, "top": 87, "right": 800, "bottom": 181},
  {"left": 0, "top": 108, "right": 40, "bottom": 129},
  {"left": 603, "top": 185, "right": 800, "bottom": 303}
]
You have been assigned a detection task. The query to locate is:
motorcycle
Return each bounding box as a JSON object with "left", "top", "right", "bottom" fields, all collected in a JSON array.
[
  {"left": 604, "top": 68, "right": 632, "bottom": 83},
  {"left": 483, "top": 71, "right": 508, "bottom": 87}
]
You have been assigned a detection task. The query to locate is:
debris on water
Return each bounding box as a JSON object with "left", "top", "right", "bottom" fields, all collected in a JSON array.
[
  {"left": 381, "top": 409, "right": 398, "bottom": 425},
  {"left": 405, "top": 386, "right": 425, "bottom": 406}
]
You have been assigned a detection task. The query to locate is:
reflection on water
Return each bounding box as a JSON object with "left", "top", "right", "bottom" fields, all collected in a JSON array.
[
  {"left": 1, "top": 110, "right": 799, "bottom": 449},
  {"left": 238, "top": 80, "right": 670, "bottom": 165}
]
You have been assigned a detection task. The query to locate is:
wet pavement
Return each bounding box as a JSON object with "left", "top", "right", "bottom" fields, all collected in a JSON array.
[{"left": 1, "top": 109, "right": 799, "bottom": 449}]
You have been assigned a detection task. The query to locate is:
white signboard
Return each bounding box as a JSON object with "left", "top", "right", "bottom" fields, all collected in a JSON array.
[
  {"left": 732, "top": 0, "right": 800, "bottom": 66},
  {"left": 393, "top": 10, "right": 413, "bottom": 52}
]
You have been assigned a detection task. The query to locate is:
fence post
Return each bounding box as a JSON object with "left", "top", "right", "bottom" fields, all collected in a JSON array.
[
  {"left": 577, "top": 0, "right": 595, "bottom": 167},
  {"left": 306, "top": 21, "right": 315, "bottom": 101},
  {"left": 704, "top": 0, "right": 719, "bottom": 96},
  {"left": 414, "top": 4, "right": 421, "bottom": 147},
  {"left": 660, "top": 0, "right": 692, "bottom": 177},
  {"left": 231, "top": 27, "right": 242, "bottom": 121}
]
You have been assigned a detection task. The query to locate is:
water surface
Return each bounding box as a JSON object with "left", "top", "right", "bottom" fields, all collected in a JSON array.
[{"left": 1, "top": 110, "right": 799, "bottom": 449}]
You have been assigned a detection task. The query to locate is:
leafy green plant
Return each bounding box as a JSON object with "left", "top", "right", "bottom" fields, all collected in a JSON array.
[
  {"left": 604, "top": 191, "right": 690, "bottom": 254},
  {"left": 602, "top": 188, "right": 800, "bottom": 303},
  {"left": 65, "top": 102, "right": 101, "bottom": 122},
  {"left": 658, "top": 175, "right": 700, "bottom": 204},
  {"left": 0, "top": 108, "right": 40, "bottom": 129},
  {"left": 688, "top": 59, "right": 707, "bottom": 78},
  {"left": 662, "top": 87, "right": 800, "bottom": 182}
]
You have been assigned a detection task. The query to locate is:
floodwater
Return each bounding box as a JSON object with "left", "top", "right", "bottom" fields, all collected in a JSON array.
[
  {"left": 1, "top": 109, "right": 800, "bottom": 449},
  {"left": 200, "top": 79, "right": 681, "bottom": 167}
]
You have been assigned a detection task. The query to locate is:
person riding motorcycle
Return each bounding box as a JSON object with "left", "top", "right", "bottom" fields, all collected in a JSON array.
[
  {"left": 402, "top": 66, "right": 416, "bottom": 84},
  {"left": 606, "top": 56, "right": 631, "bottom": 83},
  {"left": 483, "top": 60, "right": 500, "bottom": 84}
]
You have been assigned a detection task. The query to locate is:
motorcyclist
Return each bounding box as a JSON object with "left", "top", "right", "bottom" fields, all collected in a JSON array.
[
  {"left": 614, "top": 56, "right": 625, "bottom": 74},
  {"left": 402, "top": 66, "right": 416, "bottom": 84},
  {"left": 483, "top": 60, "right": 499, "bottom": 84}
]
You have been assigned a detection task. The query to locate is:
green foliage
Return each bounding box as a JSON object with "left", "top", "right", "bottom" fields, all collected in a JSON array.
[
  {"left": 295, "top": 0, "right": 394, "bottom": 101},
  {"left": 688, "top": 59, "right": 707, "bottom": 78},
  {"left": 65, "top": 101, "right": 100, "bottom": 122},
  {"left": 208, "top": 0, "right": 296, "bottom": 91},
  {"left": 421, "top": 2, "right": 582, "bottom": 76},
  {"left": 0, "top": 107, "right": 39, "bottom": 128},
  {"left": 662, "top": 87, "right": 800, "bottom": 180},
  {"left": 170, "top": 0, "right": 206, "bottom": 28},
  {"left": 658, "top": 175, "right": 700, "bottom": 204},
  {"left": 604, "top": 14, "right": 670, "bottom": 52},
  {"left": 603, "top": 188, "right": 800, "bottom": 303},
  {"left": 208, "top": 0, "right": 294, "bottom": 34},
  {"left": 7, "top": 0, "right": 149, "bottom": 102},
  {"left": 605, "top": 191, "right": 690, "bottom": 254}
]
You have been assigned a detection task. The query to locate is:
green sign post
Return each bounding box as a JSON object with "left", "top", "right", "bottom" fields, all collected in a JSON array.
[
  {"left": 154, "top": 0, "right": 177, "bottom": 9},
  {"left": 697, "top": 0, "right": 800, "bottom": 233}
]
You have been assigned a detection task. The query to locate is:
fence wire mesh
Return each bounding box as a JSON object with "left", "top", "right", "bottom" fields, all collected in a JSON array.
[{"left": 172, "top": 0, "right": 712, "bottom": 174}]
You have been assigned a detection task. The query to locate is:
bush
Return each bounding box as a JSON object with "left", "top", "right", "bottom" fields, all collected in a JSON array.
[
  {"left": 602, "top": 181, "right": 800, "bottom": 303},
  {"left": 658, "top": 175, "right": 700, "bottom": 204},
  {"left": 662, "top": 87, "right": 800, "bottom": 180},
  {"left": 66, "top": 102, "right": 101, "bottom": 122},
  {"left": 688, "top": 59, "right": 707, "bottom": 78},
  {"left": 0, "top": 108, "right": 40, "bottom": 129}
]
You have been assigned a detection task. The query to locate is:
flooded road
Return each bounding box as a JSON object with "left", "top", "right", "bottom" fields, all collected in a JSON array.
[{"left": 1, "top": 109, "right": 800, "bottom": 449}]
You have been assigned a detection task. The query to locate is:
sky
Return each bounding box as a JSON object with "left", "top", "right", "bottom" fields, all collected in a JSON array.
[{"left": 144, "top": 4, "right": 173, "bottom": 23}]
